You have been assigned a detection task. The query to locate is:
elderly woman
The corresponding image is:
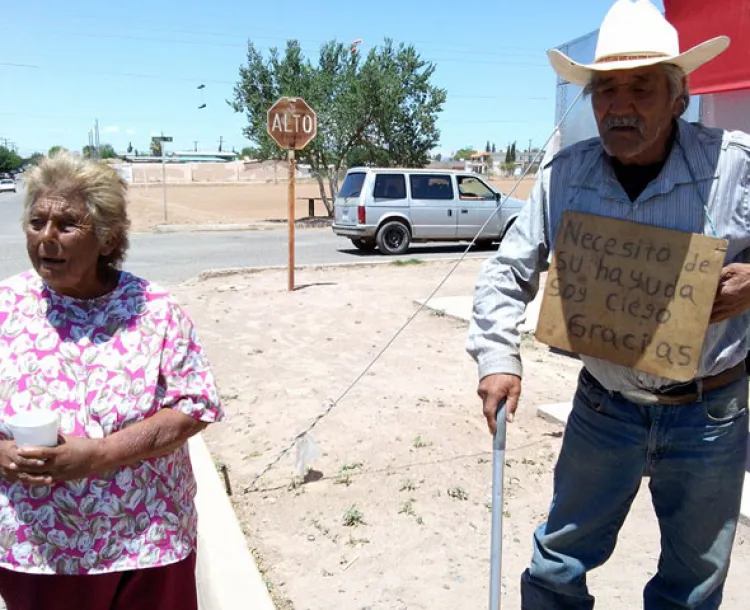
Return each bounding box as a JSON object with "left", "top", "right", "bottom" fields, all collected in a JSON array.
[{"left": 0, "top": 152, "right": 223, "bottom": 610}]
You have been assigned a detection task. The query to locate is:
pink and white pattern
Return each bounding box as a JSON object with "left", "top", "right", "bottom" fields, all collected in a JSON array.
[{"left": 0, "top": 271, "right": 224, "bottom": 575}]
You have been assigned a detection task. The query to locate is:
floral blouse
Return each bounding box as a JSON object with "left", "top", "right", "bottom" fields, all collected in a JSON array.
[{"left": 0, "top": 271, "right": 224, "bottom": 575}]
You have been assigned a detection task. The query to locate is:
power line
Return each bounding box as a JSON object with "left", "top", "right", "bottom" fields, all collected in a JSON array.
[
  {"left": 19, "top": 31, "right": 551, "bottom": 67},
  {"left": 0, "top": 63, "right": 551, "bottom": 102},
  {"left": 23, "top": 12, "right": 547, "bottom": 57}
]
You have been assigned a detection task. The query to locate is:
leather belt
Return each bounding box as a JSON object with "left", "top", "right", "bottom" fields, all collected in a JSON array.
[{"left": 617, "top": 362, "right": 747, "bottom": 406}]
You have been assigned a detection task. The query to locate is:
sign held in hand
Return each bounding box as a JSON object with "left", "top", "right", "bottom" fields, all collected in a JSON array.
[{"left": 535, "top": 211, "right": 728, "bottom": 382}]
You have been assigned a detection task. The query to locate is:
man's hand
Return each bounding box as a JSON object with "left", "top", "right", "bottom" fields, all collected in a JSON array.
[
  {"left": 477, "top": 374, "right": 522, "bottom": 434},
  {"left": 711, "top": 263, "right": 750, "bottom": 324},
  {"left": 15, "top": 436, "right": 105, "bottom": 485},
  {"left": 0, "top": 440, "right": 49, "bottom": 484}
]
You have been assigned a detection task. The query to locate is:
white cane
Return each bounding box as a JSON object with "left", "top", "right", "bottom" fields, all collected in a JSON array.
[{"left": 489, "top": 399, "right": 507, "bottom": 609}]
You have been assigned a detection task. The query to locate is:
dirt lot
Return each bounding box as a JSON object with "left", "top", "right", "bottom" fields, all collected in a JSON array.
[
  {"left": 127, "top": 177, "right": 535, "bottom": 233},
  {"left": 172, "top": 259, "right": 750, "bottom": 610}
]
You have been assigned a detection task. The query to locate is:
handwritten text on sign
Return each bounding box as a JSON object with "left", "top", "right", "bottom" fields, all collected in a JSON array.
[{"left": 535, "top": 211, "right": 727, "bottom": 382}]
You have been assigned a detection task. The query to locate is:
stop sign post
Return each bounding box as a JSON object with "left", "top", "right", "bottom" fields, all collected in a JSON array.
[{"left": 267, "top": 97, "right": 318, "bottom": 291}]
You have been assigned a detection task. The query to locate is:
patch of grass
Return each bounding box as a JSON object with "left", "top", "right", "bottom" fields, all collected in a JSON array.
[
  {"left": 412, "top": 435, "right": 432, "bottom": 449},
  {"left": 334, "top": 461, "right": 364, "bottom": 486},
  {"left": 342, "top": 505, "right": 365, "bottom": 527},
  {"left": 346, "top": 535, "right": 370, "bottom": 547},
  {"left": 398, "top": 499, "right": 417, "bottom": 516},
  {"left": 391, "top": 258, "right": 424, "bottom": 266},
  {"left": 399, "top": 479, "right": 418, "bottom": 492},
  {"left": 447, "top": 486, "right": 469, "bottom": 501}
]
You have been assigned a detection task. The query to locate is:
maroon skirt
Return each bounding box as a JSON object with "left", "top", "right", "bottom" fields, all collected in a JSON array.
[{"left": 0, "top": 552, "right": 197, "bottom": 610}]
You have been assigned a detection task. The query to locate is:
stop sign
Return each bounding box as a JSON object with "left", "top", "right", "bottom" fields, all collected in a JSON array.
[{"left": 266, "top": 97, "right": 317, "bottom": 150}]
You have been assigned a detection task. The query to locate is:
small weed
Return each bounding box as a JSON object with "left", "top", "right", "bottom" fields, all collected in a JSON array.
[
  {"left": 431, "top": 309, "right": 446, "bottom": 317},
  {"left": 400, "top": 479, "right": 418, "bottom": 492},
  {"left": 346, "top": 535, "right": 370, "bottom": 547},
  {"left": 343, "top": 505, "right": 365, "bottom": 527},
  {"left": 477, "top": 456, "right": 490, "bottom": 464},
  {"left": 287, "top": 475, "right": 304, "bottom": 491},
  {"left": 412, "top": 435, "right": 432, "bottom": 449},
  {"left": 391, "top": 258, "right": 423, "bottom": 266},
  {"left": 243, "top": 450, "right": 263, "bottom": 460},
  {"left": 334, "top": 462, "right": 364, "bottom": 486},
  {"left": 447, "top": 486, "right": 469, "bottom": 501},
  {"left": 398, "top": 499, "right": 417, "bottom": 516}
]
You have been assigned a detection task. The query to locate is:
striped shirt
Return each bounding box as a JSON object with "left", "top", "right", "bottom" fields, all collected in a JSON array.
[{"left": 466, "top": 119, "right": 750, "bottom": 392}]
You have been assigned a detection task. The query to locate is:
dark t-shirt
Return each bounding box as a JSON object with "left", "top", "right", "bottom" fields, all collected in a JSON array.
[{"left": 608, "top": 127, "right": 676, "bottom": 202}]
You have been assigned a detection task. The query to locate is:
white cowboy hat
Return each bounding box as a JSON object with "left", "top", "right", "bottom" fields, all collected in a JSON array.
[{"left": 547, "top": 0, "right": 730, "bottom": 87}]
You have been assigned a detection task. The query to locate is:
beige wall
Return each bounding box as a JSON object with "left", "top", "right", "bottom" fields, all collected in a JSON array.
[{"left": 127, "top": 160, "right": 309, "bottom": 184}]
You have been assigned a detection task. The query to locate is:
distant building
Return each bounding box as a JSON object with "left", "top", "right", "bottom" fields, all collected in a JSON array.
[{"left": 121, "top": 150, "right": 239, "bottom": 164}]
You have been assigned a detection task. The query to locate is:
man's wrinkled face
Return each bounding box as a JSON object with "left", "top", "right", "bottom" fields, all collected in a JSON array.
[{"left": 591, "top": 65, "right": 682, "bottom": 165}]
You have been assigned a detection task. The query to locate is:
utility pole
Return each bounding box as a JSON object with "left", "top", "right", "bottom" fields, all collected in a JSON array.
[
  {"left": 193, "top": 141, "right": 198, "bottom": 151},
  {"left": 217, "top": 136, "right": 223, "bottom": 152}
]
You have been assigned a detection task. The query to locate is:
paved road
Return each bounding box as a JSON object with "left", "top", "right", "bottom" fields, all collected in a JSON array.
[{"left": 0, "top": 186, "right": 487, "bottom": 284}]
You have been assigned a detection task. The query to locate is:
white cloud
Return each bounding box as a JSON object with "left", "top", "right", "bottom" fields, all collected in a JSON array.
[
  {"left": 125, "top": 128, "right": 137, "bottom": 135},
  {"left": 103, "top": 125, "right": 119, "bottom": 133}
]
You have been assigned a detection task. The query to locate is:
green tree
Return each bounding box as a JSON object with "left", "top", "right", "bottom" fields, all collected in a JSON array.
[
  {"left": 454, "top": 147, "right": 476, "bottom": 161},
  {"left": 25, "top": 152, "right": 44, "bottom": 166},
  {"left": 48, "top": 145, "right": 67, "bottom": 157},
  {"left": 99, "top": 144, "right": 117, "bottom": 159},
  {"left": 241, "top": 146, "right": 259, "bottom": 158},
  {"left": 510, "top": 141, "right": 517, "bottom": 162},
  {"left": 127, "top": 142, "right": 133, "bottom": 154},
  {"left": 0, "top": 146, "right": 23, "bottom": 173},
  {"left": 433, "top": 152, "right": 442, "bottom": 162},
  {"left": 491, "top": 142, "right": 496, "bottom": 153},
  {"left": 485, "top": 140, "right": 491, "bottom": 153},
  {"left": 231, "top": 38, "right": 446, "bottom": 215},
  {"left": 504, "top": 144, "right": 511, "bottom": 164},
  {"left": 150, "top": 140, "right": 163, "bottom": 157}
]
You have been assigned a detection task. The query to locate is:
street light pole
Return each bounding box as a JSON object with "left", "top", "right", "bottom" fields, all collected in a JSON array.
[{"left": 161, "top": 132, "right": 167, "bottom": 223}]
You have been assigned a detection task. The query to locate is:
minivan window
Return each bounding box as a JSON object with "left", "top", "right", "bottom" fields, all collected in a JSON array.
[
  {"left": 457, "top": 176, "right": 495, "bottom": 200},
  {"left": 373, "top": 174, "right": 406, "bottom": 200},
  {"left": 409, "top": 174, "right": 454, "bottom": 200},
  {"left": 339, "top": 172, "right": 366, "bottom": 198}
]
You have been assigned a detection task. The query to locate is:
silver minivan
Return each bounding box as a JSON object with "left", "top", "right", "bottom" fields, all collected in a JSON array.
[{"left": 331, "top": 167, "right": 525, "bottom": 254}]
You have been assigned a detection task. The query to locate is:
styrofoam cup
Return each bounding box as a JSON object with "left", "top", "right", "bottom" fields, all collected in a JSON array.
[{"left": 9, "top": 410, "right": 60, "bottom": 448}]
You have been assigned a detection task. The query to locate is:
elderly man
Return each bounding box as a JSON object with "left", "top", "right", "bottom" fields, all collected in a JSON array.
[{"left": 467, "top": 1, "right": 750, "bottom": 608}]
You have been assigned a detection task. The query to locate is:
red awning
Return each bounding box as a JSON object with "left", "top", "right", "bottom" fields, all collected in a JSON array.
[{"left": 664, "top": 0, "right": 750, "bottom": 94}]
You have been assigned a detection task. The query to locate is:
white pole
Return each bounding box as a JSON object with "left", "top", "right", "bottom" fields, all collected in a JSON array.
[
  {"left": 162, "top": 134, "right": 167, "bottom": 223},
  {"left": 489, "top": 401, "right": 507, "bottom": 609}
]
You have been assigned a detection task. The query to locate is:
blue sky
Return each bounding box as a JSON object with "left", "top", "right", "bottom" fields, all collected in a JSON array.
[{"left": 1, "top": 0, "right": 663, "bottom": 158}]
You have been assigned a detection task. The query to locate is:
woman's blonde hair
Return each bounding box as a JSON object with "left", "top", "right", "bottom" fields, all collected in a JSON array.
[{"left": 23, "top": 151, "right": 131, "bottom": 270}]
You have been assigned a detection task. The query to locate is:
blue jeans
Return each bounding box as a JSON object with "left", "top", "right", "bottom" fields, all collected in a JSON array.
[{"left": 521, "top": 369, "right": 748, "bottom": 610}]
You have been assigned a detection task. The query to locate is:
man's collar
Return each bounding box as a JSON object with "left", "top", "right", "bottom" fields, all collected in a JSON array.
[{"left": 571, "top": 119, "right": 718, "bottom": 200}]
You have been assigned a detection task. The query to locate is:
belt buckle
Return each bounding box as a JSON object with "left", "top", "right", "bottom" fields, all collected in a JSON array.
[{"left": 620, "top": 389, "right": 661, "bottom": 405}]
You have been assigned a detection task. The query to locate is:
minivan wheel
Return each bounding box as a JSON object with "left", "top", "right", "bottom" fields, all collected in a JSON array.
[
  {"left": 351, "top": 238, "right": 376, "bottom": 253},
  {"left": 376, "top": 221, "right": 411, "bottom": 255}
]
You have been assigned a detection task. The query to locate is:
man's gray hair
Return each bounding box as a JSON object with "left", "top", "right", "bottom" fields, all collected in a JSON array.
[{"left": 583, "top": 64, "right": 690, "bottom": 117}]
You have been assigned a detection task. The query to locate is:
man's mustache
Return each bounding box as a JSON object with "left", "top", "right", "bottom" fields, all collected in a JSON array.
[{"left": 603, "top": 116, "right": 644, "bottom": 133}]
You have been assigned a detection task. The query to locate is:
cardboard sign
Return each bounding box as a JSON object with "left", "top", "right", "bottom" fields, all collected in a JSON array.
[{"left": 535, "top": 211, "right": 728, "bottom": 381}]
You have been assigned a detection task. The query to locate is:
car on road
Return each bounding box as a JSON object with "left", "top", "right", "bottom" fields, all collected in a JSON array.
[
  {"left": 331, "top": 167, "right": 525, "bottom": 255},
  {"left": 0, "top": 179, "right": 16, "bottom": 194}
]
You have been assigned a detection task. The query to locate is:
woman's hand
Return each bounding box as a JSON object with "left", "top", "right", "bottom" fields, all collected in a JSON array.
[
  {"left": 0, "top": 439, "right": 54, "bottom": 485},
  {"left": 14, "top": 436, "right": 105, "bottom": 485}
]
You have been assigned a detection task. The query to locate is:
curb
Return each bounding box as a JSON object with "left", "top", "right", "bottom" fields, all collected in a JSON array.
[
  {"left": 190, "top": 435, "right": 275, "bottom": 610},
  {"left": 152, "top": 223, "right": 279, "bottom": 233},
  {"left": 195, "top": 256, "right": 480, "bottom": 282}
]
